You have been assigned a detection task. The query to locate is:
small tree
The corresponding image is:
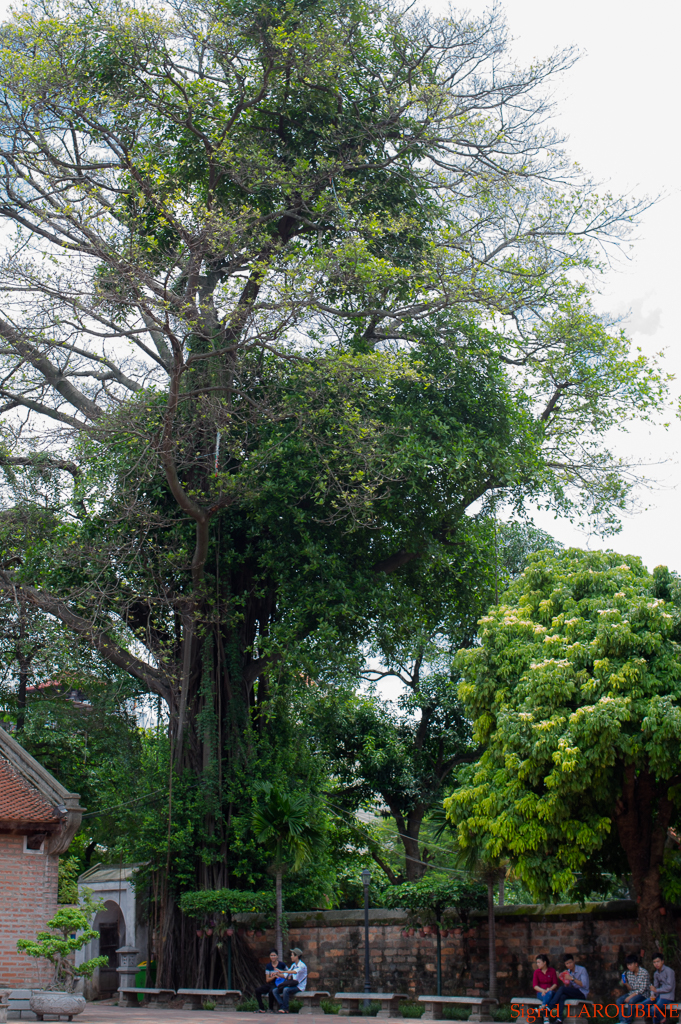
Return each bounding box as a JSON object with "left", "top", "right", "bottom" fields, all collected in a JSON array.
[
  {"left": 382, "top": 876, "right": 485, "bottom": 995},
  {"left": 17, "top": 908, "right": 108, "bottom": 993},
  {"left": 251, "top": 788, "right": 327, "bottom": 958}
]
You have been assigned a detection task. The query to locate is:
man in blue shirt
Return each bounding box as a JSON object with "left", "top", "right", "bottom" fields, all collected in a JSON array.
[
  {"left": 256, "top": 950, "right": 287, "bottom": 1012},
  {"left": 556, "top": 955, "right": 589, "bottom": 1022}
]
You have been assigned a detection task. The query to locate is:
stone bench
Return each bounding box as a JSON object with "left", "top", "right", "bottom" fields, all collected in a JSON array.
[
  {"left": 511, "top": 997, "right": 596, "bottom": 1018},
  {"left": 295, "top": 991, "right": 331, "bottom": 1015},
  {"left": 177, "top": 989, "right": 242, "bottom": 1011},
  {"left": 335, "top": 992, "right": 408, "bottom": 1018},
  {"left": 419, "top": 995, "right": 499, "bottom": 1022},
  {"left": 119, "top": 988, "right": 176, "bottom": 1009},
  {"left": 5, "top": 990, "right": 34, "bottom": 1021}
]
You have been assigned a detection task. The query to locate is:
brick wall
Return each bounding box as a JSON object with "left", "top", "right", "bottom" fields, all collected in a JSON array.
[
  {"left": 237, "top": 903, "right": 680, "bottom": 1003},
  {"left": 0, "top": 834, "right": 59, "bottom": 988}
]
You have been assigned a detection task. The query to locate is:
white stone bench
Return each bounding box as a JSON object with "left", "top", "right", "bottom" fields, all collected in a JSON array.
[
  {"left": 418, "top": 995, "right": 499, "bottom": 1022},
  {"left": 119, "top": 987, "right": 175, "bottom": 1009},
  {"left": 511, "top": 997, "right": 596, "bottom": 1018},
  {"left": 296, "top": 992, "right": 332, "bottom": 1015},
  {"left": 177, "top": 989, "right": 242, "bottom": 1011},
  {"left": 335, "top": 992, "right": 409, "bottom": 1018}
]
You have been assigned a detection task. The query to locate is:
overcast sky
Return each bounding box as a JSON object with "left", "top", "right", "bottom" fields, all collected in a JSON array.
[{"left": 437, "top": 0, "right": 681, "bottom": 571}]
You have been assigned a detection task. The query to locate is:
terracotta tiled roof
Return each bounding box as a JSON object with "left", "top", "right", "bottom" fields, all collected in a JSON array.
[{"left": 0, "top": 754, "right": 61, "bottom": 825}]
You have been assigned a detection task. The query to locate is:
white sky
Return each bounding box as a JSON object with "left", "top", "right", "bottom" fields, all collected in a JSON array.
[{"left": 435, "top": 0, "right": 681, "bottom": 571}]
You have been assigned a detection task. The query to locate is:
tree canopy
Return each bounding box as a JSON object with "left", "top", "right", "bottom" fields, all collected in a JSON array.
[
  {"left": 447, "top": 548, "right": 681, "bottom": 950},
  {"left": 0, "top": 0, "right": 671, "bottom": 986}
]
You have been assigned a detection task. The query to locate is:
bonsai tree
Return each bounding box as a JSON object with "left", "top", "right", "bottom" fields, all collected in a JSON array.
[{"left": 17, "top": 908, "right": 108, "bottom": 992}]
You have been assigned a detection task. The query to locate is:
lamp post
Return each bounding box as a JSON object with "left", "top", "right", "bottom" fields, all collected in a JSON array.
[{"left": 361, "top": 869, "right": 371, "bottom": 1008}]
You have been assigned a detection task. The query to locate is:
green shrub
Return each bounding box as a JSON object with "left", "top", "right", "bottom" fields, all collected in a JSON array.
[
  {"left": 400, "top": 1003, "right": 425, "bottom": 1018},
  {"left": 441, "top": 1010, "right": 469, "bottom": 1021},
  {"left": 235, "top": 998, "right": 259, "bottom": 1012},
  {"left": 202, "top": 1001, "right": 216, "bottom": 1011},
  {"left": 321, "top": 1000, "right": 341, "bottom": 1015},
  {"left": 288, "top": 999, "right": 303, "bottom": 1014},
  {"left": 361, "top": 1002, "right": 382, "bottom": 1017}
]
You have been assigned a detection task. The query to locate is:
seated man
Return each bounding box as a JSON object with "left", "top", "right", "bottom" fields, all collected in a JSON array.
[
  {"left": 256, "top": 949, "right": 287, "bottom": 1013},
  {"left": 273, "top": 947, "right": 308, "bottom": 1014},
  {"left": 617, "top": 955, "right": 651, "bottom": 1023},
  {"left": 532, "top": 954, "right": 561, "bottom": 1017},
  {"left": 556, "top": 954, "right": 590, "bottom": 1021},
  {"left": 642, "top": 954, "right": 676, "bottom": 1020}
]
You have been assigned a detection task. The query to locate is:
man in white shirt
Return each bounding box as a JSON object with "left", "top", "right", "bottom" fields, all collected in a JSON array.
[{"left": 273, "top": 948, "right": 308, "bottom": 1013}]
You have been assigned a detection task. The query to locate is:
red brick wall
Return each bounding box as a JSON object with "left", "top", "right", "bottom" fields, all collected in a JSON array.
[
  {"left": 0, "top": 834, "right": 59, "bottom": 988},
  {"left": 237, "top": 904, "right": 679, "bottom": 1003}
]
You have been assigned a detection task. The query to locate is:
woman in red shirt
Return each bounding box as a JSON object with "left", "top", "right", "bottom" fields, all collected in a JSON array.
[{"left": 533, "top": 955, "right": 561, "bottom": 1018}]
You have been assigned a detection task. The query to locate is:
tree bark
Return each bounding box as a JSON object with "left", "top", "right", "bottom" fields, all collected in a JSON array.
[
  {"left": 394, "top": 808, "right": 427, "bottom": 881},
  {"left": 275, "top": 869, "right": 283, "bottom": 960},
  {"left": 613, "top": 763, "right": 674, "bottom": 955},
  {"left": 487, "top": 876, "right": 497, "bottom": 999}
]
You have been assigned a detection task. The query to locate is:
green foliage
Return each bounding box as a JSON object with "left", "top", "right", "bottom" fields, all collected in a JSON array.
[
  {"left": 660, "top": 850, "right": 681, "bottom": 905},
  {"left": 235, "top": 998, "right": 259, "bottom": 1012},
  {"left": 321, "top": 1000, "right": 341, "bottom": 1014},
  {"left": 57, "top": 857, "right": 80, "bottom": 905},
  {"left": 251, "top": 786, "right": 328, "bottom": 873},
  {"left": 400, "top": 1004, "right": 425, "bottom": 1019},
  {"left": 0, "top": 0, "right": 672, "bottom": 961},
  {"left": 448, "top": 548, "right": 681, "bottom": 903},
  {"left": 16, "top": 908, "right": 108, "bottom": 993},
  {"left": 179, "top": 889, "right": 275, "bottom": 918},
  {"left": 381, "top": 874, "right": 486, "bottom": 923}
]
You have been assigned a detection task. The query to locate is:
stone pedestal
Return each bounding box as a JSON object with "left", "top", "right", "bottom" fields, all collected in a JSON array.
[
  {"left": 0, "top": 988, "right": 10, "bottom": 1024},
  {"left": 116, "top": 946, "right": 140, "bottom": 1008}
]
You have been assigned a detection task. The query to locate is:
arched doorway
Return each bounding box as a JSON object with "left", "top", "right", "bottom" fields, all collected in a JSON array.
[{"left": 93, "top": 901, "right": 126, "bottom": 997}]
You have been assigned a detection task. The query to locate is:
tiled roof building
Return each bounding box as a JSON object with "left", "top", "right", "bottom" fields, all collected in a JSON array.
[{"left": 0, "top": 727, "right": 83, "bottom": 987}]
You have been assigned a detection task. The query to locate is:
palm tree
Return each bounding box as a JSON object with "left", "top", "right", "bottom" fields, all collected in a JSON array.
[{"left": 251, "top": 787, "right": 327, "bottom": 958}]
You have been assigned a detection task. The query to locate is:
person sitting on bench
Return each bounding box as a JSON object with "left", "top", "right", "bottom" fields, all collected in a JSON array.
[
  {"left": 273, "top": 948, "right": 307, "bottom": 1013},
  {"left": 642, "top": 954, "right": 675, "bottom": 1020},
  {"left": 617, "top": 955, "right": 650, "bottom": 1023},
  {"left": 533, "top": 954, "right": 561, "bottom": 1018},
  {"left": 556, "top": 954, "right": 590, "bottom": 1022},
  {"left": 256, "top": 950, "right": 287, "bottom": 1013}
]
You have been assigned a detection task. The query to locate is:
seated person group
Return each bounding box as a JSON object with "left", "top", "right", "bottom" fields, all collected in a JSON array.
[
  {"left": 533, "top": 953, "right": 676, "bottom": 1023},
  {"left": 256, "top": 947, "right": 308, "bottom": 1013}
]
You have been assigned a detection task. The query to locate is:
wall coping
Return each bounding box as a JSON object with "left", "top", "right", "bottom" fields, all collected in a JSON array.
[{"left": 233, "top": 899, "right": 638, "bottom": 928}]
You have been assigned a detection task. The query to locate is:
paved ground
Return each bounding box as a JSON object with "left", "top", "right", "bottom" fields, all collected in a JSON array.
[
  {"left": 11, "top": 998, "right": 514, "bottom": 1024},
  {"left": 41, "top": 1005, "right": 405, "bottom": 1024}
]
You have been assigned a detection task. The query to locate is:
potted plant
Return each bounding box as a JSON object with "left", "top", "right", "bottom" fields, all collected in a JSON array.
[{"left": 17, "top": 907, "right": 108, "bottom": 1021}]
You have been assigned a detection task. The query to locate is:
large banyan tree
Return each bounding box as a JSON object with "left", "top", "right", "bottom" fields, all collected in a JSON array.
[{"left": 0, "top": 0, "right": 668, "bottom": 983}]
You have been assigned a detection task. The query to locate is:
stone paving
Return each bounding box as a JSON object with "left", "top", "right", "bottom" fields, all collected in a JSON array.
[{"left": 32, "top": 1006, "right": 403, "bottom": 1024}]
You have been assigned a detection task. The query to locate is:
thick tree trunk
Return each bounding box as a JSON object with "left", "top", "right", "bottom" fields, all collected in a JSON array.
[
  {"left": 613, "top": 764, "right": 674, "bottom": 955},
  {"left": 395, "top": 808, "right": 427, "bottom": 881},
  {"left": 275, "top": 869, "right": 283, "bottom": 960},
  {"left": 487, "top": 876, "right": 497, "bottom": 999}
]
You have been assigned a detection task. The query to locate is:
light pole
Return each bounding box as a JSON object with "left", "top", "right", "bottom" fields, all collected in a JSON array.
[{"left": 361, "top": 868, "right": 371, "bottom": 1008}]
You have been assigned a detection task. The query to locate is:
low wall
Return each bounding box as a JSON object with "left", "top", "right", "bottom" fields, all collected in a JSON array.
[{"left": 236, "top": 901, "right": 679, "bottom": 1002}]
